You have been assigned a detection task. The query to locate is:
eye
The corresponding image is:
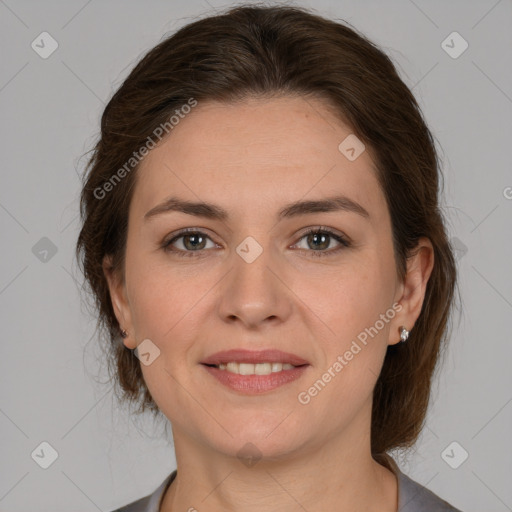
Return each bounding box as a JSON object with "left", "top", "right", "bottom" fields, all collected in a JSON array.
[
  {"left": 292, "top": 227, "right": 351, "bottom": 257},
  {"left": 162, "top": 226, "right": 351, "bottom": 258},
  {"left": 162, "top": 229, "right": 217, "bottom": 257}
]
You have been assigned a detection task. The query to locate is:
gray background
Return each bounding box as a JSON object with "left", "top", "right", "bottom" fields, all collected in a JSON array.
[{"left": 1, "top": 0, "right": 511, "bottom": 510}]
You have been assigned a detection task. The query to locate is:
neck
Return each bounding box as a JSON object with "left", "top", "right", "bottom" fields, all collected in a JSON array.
[{"left": 159, "top": 403, "right": 398, "bottom": 512}]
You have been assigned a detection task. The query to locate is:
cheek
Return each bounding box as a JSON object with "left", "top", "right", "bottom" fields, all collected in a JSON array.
[
  {"left": 292, "top": 252, "right": 395, "bottom": 400},
  {"left": 294, "top": 267, "right": 392, "bottom": 427},
  {"left": 293, "top": 255, "right": 392, "bottom": 340},
  {"left": 125, "top": 251, "right": 208, "bottom": 337}
]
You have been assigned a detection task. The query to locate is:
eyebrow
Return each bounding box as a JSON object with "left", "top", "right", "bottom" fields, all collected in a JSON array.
[{"left": 143, "top": 194, "right": 370, "bottom": 222}]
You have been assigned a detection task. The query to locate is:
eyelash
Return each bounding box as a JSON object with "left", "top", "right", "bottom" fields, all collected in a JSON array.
[{"left": 161, "top": 227, "right": 351, "bottom": 258}]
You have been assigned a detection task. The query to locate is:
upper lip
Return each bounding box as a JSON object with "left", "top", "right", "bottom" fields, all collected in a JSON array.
[{"left": 201, "top": 349, "right": 309, "bottom": 366}]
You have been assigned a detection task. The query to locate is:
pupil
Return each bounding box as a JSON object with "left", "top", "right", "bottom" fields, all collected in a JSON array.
[
  {"left": 309, "top": 233, "right": 328, "bottom": 250},
  {"left": 185, "top": 234, "right": 204, "bottom": 250}
]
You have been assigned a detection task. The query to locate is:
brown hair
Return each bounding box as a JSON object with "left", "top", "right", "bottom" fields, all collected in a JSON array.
[{"left": 75, "top": 3, "right": 458, "bottom": 466}]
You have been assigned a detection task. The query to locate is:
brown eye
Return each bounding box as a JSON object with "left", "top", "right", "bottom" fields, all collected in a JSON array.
[
  {"left": 162, "top": 230, "right": 216, "bottom": 257},
  {"left": 293, "top": 228, "right": 350, "bottom": 257},
  {"left": 181, "top": 233, "right": 207, "bottom": 251},
  {"left": 306, "top": 232, "right": 331, "bottom": 251}
]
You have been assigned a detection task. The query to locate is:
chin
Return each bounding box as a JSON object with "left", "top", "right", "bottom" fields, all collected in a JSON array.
[{"left": 202, "top": 416, "right": 312, "bottom": 462}]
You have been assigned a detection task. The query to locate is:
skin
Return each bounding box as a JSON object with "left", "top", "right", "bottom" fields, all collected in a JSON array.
[{"left": 103, "top": 95, "right": 434, "bottom": 512}]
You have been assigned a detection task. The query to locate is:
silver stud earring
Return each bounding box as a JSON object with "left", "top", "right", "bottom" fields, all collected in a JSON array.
[
  {"left": 399, "top": 326, "right": 409, "bottom": 343},
  {"left": 120, "top": 328, "right": 128, "bottom": 338}
]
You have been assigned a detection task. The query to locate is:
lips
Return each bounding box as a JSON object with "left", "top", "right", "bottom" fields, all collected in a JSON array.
[{"left": 200, "top": 349, "right": 309, "bottom": 367}]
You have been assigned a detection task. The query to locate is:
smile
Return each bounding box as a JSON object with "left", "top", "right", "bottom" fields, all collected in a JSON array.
[
  {"left": 210, "top": 362, "right": 297, "bottom": 375},
  {"left": 200, "top": 349, "right": 310, "bottom": 393}
]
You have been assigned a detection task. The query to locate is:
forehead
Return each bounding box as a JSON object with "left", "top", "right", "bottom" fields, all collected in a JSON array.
[{"left": 133, "top": 96, "right": 384, "bottom": 220}]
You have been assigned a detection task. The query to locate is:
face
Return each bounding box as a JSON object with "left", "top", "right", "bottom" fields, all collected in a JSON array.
[{"left": 104, "top": 95, "right": 430, "bottom": 461}]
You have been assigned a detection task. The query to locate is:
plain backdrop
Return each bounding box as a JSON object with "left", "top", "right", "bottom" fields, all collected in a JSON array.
[{"left": 1, "top": 0, "right": 511, "bottom": 511}]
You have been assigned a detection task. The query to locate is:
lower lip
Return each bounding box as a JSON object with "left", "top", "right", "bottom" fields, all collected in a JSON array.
[{"left": 201, "top": 364, "right": 309, "bottom": 394}]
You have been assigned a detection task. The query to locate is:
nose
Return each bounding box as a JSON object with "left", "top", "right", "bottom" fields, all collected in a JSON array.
[{"left": 216, "top": 239, "right": 293, "bottom": 330}]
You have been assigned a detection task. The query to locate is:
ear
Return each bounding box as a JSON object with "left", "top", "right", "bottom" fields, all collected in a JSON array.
[
  {"left": 388, "top": 237, "right": 434, "bottom": 346},
  {"left": 102, "top": 255, "right": 136, "bottom": 349}
]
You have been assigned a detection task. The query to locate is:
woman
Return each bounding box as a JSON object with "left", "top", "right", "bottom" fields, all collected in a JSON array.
[{"left": 76, "top": 4, "right": 461, "bottom": 511}]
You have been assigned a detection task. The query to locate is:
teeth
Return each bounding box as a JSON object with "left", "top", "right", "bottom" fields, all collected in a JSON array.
[
  {"left": 226, "top": 362, "right": 238, "bottom": 373},
  {"left": 216, "top": 362, "right": 296, "bottom": 375}
]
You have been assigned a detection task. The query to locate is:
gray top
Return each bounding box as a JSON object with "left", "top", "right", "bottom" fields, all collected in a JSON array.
[{"left": 112, "top": 466, "right": 462, "bottom": 512}]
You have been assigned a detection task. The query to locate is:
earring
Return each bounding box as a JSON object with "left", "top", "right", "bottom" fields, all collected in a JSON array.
[
  {"left": 399, "top": 326, "right": 409, "bottom": 343},
  {"left": 120, "top": 328, "right": 128, "bottom": 338}
]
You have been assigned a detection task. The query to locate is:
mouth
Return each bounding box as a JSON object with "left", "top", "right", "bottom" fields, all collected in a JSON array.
[
  {"left": 201, "top": 348, "right": 309, "bottom": 368},
  {"left": 200, "top": 349, "right": 310, "bottom": 393},
  {"left": 202, "top": 361, "right": 306, "bottom": 375}
]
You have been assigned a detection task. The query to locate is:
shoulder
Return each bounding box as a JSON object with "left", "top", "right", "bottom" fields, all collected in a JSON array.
[
  {"left": 110, "top": 466, "right": 463, "bottom": 512},
  {"left": 112, "top": 494, "right": 151, "bottom": 512},
  {"left": 110, "top": 470, "right": 177, "bottom": 512},
  {"left": 397, "top": 470, "right": 462, "bottom": 512}
]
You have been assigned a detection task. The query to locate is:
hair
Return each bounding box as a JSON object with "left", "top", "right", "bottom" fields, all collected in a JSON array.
[{"left": 75, "top": 2, "right": 458, "bottom": 470}]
